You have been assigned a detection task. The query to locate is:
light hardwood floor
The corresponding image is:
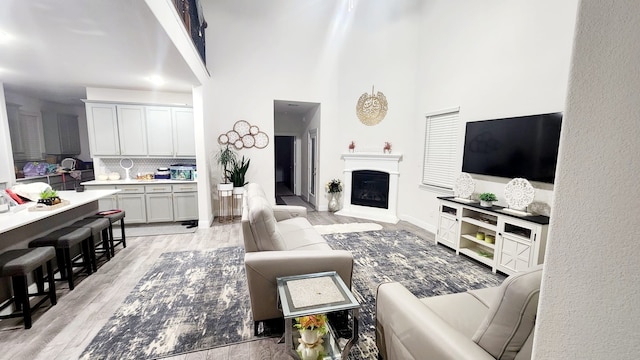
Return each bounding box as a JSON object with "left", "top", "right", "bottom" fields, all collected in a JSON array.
[{"left": 0, "top": 212, "right": 432, "bottom": 360}]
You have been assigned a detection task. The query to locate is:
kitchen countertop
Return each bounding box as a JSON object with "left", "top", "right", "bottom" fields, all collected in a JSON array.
[
  {"left": 81, "top": 179, "right": 196, "bottom": 185},
  {"left": 0, "top": 189, "right": 119, "bottom": 234}
]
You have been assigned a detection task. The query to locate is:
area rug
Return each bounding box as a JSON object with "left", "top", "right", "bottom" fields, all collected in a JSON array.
[
  {"left": 80, "top": 247, "right": 252, "bottom": 360},
  {"left": 80, "top": 230, "right": 505, "bottom": 359},
  {"left": 314, "top": 222, "right": 383, "bottom": 235}
]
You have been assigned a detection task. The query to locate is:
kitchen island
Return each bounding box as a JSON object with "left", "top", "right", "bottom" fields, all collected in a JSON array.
[
  {"left": 0, "top": 189, "right": 119, "bottom": 250},
  {"left": 0, "top": 189, "right": 119, "bottom": 303}
]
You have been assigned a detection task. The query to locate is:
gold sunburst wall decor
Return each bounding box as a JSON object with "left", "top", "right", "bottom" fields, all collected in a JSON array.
[{"left": 356, "top": 85, "right": 388, "bottom": 126}]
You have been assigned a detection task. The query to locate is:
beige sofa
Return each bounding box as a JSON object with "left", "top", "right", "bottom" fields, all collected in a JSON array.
[
  {"left": 241, "top": 183, "right": 354, "bottom": 334},
  {"left": 376, "top": 265, "right": 543, "bottom": 360}
]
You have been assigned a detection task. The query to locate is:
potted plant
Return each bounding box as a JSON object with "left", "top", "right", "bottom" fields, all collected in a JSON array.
[
  {"left": 294, "top": 314, "right": 328, "bottom": 345},
  {"left": 479, "top": 192, "right": 497, "bottom": 207},
  {"left": 38, "top": 189, "right": 61, "bottom": 206},
  {"left": 227, "top": 156, "right": 251, "bottom": 195},
  {"left": 214, "top": 145, "right": 237, "bottom": 191}
]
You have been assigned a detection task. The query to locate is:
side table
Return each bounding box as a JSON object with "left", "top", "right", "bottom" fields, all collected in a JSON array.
[
  {"left": 277, "top": 271, "right": 360, "bottom": 359},
  {"left": 217, "top": 188, "right": 233, "bottom": 223}
]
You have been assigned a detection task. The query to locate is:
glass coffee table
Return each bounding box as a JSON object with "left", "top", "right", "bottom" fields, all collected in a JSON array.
[{"left": 277, "top": 271, "right": 360, "bottom": 359}]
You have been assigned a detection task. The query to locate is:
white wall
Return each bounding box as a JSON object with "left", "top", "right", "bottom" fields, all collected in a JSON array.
[
  {"left": 204, "top": 0, "right": 421, "bottom": 208},
  {"left": 402, "top": 0, "right": 578, "bottom": 230},
  {"left": 0, "top": 84, "right": 15, "bottom": 187},
  {"left": 85, "top": 87, "right": 192, "bottom": 106},
  {"left": 534, "top": 1, "right": 640, "bottom": 358}
]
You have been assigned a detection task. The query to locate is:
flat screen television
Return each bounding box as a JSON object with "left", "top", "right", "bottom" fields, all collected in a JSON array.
[{"left": 461, "top": 112, "right": 562, "bottom": 184}]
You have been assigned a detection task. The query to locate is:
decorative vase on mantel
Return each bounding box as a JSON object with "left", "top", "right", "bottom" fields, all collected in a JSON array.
[{"left": 328, "top": 193, "right": 340, "bottom": 212}]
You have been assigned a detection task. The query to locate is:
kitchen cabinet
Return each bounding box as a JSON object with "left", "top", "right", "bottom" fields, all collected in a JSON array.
[
  {"left": 172, "top": 108, "right": 195, "bottom": 157},
  {"left": 85, "top": 102, "right": 195, "bottom": 158},
  {"left": 86, "top": 103, "right": 120, "bottom": 156},
  {"left": 6, "top": 104, "right": 25, "bottom": 156},
  {"left": 42, "top": 111, "right": 81, "bottom": 155},
  {"left": 146, "top": 107, "right": 174, "bottom": 156},
  {"left": 117, "top": 105, "right": 147, "bottom": 156},
  {"left": 82, "top": 181, "right": 198, "bottom": 224},
  {"left": 145, "top": 184, "right": 174, "bottom": 222},
  {"left": 172, "top": 183, "right": 198, "bottom": 221}
]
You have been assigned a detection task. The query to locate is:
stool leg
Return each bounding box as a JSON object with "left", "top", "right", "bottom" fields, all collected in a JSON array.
[
  {"left": 120, "top": 219, "right": 127, "bottom": 248},
  {"left": 35, "top": 265, "right": 45, "bottom": 294},
  {"left": 16, "top": 275, "right": 32, "bottom": 329},
  {"left": 12, "top": 276, "right": 24, "bottom": 312},
  {"left": 107, "top": 223, "right": 115, "bottom": 257},
  {"left": 64, "top": 248, "right": 75, "bottom": 290},
  {"left": 56, "top": 248, "right": 67, "bottom": 280},
  {"left": 46, "top": 260, "right": 57, "bottom": 306},
  {"left": 86, "top": 236, "right": 97, "bottom": 273},
  {"left": 101, "top": 228, "right": 111, "bottom": 261}
]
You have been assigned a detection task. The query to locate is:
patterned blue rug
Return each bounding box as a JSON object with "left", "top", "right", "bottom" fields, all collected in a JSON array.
[{"left": 80, "top": 230, "right": 505, "bottom": 359}]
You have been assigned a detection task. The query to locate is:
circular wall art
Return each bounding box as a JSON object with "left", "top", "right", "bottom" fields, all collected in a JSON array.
[
  {"left": 504, "top": 178, "right": 535, "bottom": 211},
  {"left": 218, "top": 120, "right": 270, "bottom": 150},
  {"left": 234, "top": 120, "right": 251, "bottom": 136},
  {"left": 242, "top": 134, "right": 255, "bottom": 148},
  {"left": 356, "top": 85, "right": 388, "bottom": 126},
  {"left": 453, "top": 173, "right": 475, "bottom": 199},
  {"left": 254, "top": 132, "right": 269, "bottom": 149}
]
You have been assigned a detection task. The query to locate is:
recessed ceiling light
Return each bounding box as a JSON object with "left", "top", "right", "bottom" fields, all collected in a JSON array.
[{"left": 146, "top": 75, "right": 165, "bottom": 86}]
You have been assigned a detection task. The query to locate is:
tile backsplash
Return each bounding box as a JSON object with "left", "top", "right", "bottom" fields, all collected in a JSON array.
[{"left": 96, "top": 158, "right": 196, "bottom": 178}]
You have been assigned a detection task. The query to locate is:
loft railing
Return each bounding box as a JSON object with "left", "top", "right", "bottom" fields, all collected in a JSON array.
[{"left": 173, "top": 0, "right": 207, "bottom": 65}]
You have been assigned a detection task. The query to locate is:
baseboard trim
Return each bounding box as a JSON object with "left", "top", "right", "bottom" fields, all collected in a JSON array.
[{"left": 399, "top": 214, "right": 437, "bottom": 234}]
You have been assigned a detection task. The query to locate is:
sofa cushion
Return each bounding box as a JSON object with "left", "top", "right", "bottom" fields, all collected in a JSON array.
[
  {"left": 472, "top": 265, "right": 543, "bottom": 360},
  {"left": 247, "top": 195, "right": 286, "bottom": 251},
  {"left": 421, "top": 289, "right": 494, "bottom": 338},
  {"left": 278, "top": 217, "right": 332, "bottom": 251}
]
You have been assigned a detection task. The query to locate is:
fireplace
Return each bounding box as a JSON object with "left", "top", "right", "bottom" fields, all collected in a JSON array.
[
  {"left": 336, "top": 152, "right": 402, "bottom": 223},
  {"left": 351, "top": 170, "right": 389, "bottom": 209}
]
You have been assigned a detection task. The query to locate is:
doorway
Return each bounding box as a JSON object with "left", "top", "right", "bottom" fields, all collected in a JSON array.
[
  {"left": 275, "top": 136, "right": 295, "bottom": 197},
  {"left": 308, "top": 128, "right": 318, "bottom": 207}
]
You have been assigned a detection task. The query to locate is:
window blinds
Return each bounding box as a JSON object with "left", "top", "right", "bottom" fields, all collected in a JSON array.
[{"left": 422, "top": 109, "right": 459, "bottom": 190}]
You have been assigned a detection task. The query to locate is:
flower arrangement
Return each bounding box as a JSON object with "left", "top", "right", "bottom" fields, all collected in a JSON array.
[
  {"left": 294, "top": 314, "right": 328, "bottom": 334},
  {"left": 325, "top": 179, "right": 342, "bottom": 194}
]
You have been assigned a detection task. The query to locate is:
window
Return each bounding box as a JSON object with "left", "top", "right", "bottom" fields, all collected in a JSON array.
[{"left": 422, "top": 107, "right": 460, "bottom": 191}]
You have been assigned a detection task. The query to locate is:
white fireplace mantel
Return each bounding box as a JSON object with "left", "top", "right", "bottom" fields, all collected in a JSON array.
[{"left": 336, "top": 152, "right": 403, "bottom": 224}]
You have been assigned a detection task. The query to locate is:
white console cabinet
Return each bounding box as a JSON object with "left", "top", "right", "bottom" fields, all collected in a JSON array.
[{"left": 437, "top": 197, "right": 549, "bottom": 275}]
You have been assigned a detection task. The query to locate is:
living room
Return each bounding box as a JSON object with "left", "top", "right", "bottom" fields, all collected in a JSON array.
[{"left": 1, "top": 1, "right": 639, "bottom": 359}]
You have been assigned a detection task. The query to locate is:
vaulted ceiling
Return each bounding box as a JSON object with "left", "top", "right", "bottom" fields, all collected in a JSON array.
[{"left": 0, "top": 0, "right": 198, "bottom": 104}]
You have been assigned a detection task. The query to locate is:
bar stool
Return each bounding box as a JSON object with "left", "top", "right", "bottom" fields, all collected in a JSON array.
[
  {"left": 29, "top": 227, "right": 93, "bottom": 290},
  {"left": 0, "top": 247, "right": 57, "bottom": 329},
  {"left": 88, "top": 210, "right": 126, "bottom": 257},
  {"left": 67, "top": 218, "right": 112, "bottom": 271}
]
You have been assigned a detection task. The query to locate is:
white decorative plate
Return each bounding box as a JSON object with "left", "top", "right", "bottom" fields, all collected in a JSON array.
[
  {"left": 218, "top": 134, "right": 228, "bottom": 144},
  {"left": 453, "top": 173, "right": 475, "bottom": 199},
  {"left": 226, "top": 130, "right": 240, "bottom": 144},
  {"left": 504, "top": 178, "right": 535, "bottom": 211},
  {"left": 242, "top": 134, "right": 255, "bottom": 148}
]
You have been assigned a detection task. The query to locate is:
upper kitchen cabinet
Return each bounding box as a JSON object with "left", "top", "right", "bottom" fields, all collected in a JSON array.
[
  {"left": 117, "top": 105, "right": 147, "bottom": 156},
  {"left": 86, "top": 103, "right": 120, "bottom": 156},
  {"left": 85, "top": 102, "right": 195, "bottom": 158},
  {"left": 146, "top": 107, "right": 174, "bottom": 156},
  {"left": 42, "top": 111, "right": 81, "bottom": 155},
  {"left": 172, "top": 108, "right": 195, "bottom": 157}
]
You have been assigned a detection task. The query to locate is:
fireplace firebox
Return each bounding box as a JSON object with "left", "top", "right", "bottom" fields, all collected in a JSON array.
[{"left": 351, "top": 170, "right": 389, "bottom": 209}]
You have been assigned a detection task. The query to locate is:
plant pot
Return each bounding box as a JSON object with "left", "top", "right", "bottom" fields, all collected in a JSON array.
[
  {"left": 217, "top": 183, "right": 233, "bottom": 192},
  {"left": 233, "top": 186, "right": 244, "bottom": 195},
  {"left": 328, "top": 193, "right": 340, "bottom": 212},
  {"left": 480, "top": 200, "right": 493, "bottom": 207},
  {"left": 299, "top": 329, "right": 321, "bottom": 345},
  {"left": 297, "top": 343, "right": 323, "bottom": 360}
]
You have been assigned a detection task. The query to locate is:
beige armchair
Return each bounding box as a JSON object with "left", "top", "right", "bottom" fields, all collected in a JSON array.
[
  {"left": 376, "top": 265, "right": 543, "bottom": 360},
  {"left": 241, "top": 183, "right": 354, "bottom": 334}
]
